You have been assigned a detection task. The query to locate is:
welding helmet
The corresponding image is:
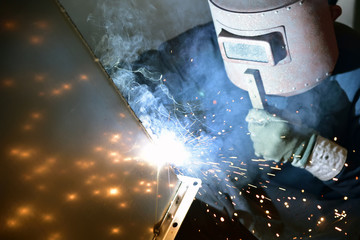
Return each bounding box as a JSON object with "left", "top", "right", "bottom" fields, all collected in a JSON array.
[{"left": 208, "top": 0, "right": 339, "bottom": 96}]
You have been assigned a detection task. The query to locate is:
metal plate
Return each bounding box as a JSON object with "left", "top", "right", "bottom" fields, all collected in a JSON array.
[{"left": 0, "top": 1, "right": 179, "bottom": 239}]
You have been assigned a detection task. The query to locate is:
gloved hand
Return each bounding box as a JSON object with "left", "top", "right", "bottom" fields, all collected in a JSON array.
[{"left": 245, "top": 109, "right": 317, "bottom": 168}]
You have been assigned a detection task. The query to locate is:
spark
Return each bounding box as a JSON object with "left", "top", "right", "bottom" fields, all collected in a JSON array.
[
  {"left": 79, "top": 74, "right": 88, "bottom": 81},
  {"left": 334, "top": 209, "right": 347, "bottom": 221},
  {"left": 34, "top": 20, "right": 49, "bottom": 29},
  {"left": 233, "top": 171, "right": 245, "bottom": 176},
  {"left": 34, "top": 74, "right": 45, "bottom": 82},
  {"left": 51, "top": 89, "right": 61, "bottom": 95},
  {"left": 251, "top": 159, "right": 267, "bottom": 162},
  {"left": 37, "top": 185, "right": 46, "bottom": 191},
  {"left": 23, "top": 124, "right": 33, "bottom": 130},
  {"left": 94, "top": 146, "right": 103, "bottom": 152},
  {"left": 108, "top": 188, "right": 120, "bottom": 196},
  {"left": 2, "top": 78, "right": 15, "bottom": 87},
  {"left": 75, "top": 160, "right": 95, "bottom": 169},
  {"left": 111, "top": 227, "right": 121, "bottom": 234},
  {"left": 29, "top": 35, "right": 44, "bottom": 45},
  {"left": 109, "top": 151, "right": 118, "bottom": 157},
  {"left": 48, "top": 233, "right": 62, "bottom": 240},
  {"left": 119, "top": 201, "right": 128, "bottom": 208},
  {"left": 31, "top": 112, "right": 42, "bottom": 119},
  {"left": 10, "top": 148, "right": 33, "bottom": 158},
  {"left": 222, "top": 161, "right": 234, "bottom": 165},
  {"left": 207, "top": 162, "right": 220, "bottom": 165},
  {"left": 42, "top": 214, "right": 54, "bottom": 222},
  {"left": 6, "top": 219, "right": 18, "bottom": 228},
  {"left": 263, "top": 196, "right": 272, "bottom": 201},
  {"left": 67, "top": 193, "right": 77, "bottom": 201},
  {"left": 270, "top": 166, "right": 282, "bottom": 170},
  {"left": 3, "top": 20, "right": 17, "bottom": 30},
  {"left": 229, "top": 165, "right": 247, "bottom": 171},
  {"left": 62, "top": 83, "right": 72, "bottom": 90},
  {"left": 110, "top": 134, "right": 121, "bottom": 143},
  {"left": 335, "top": 227, "right": 342, "bottom": 232},
  {"left": 258, "top": 164, "right": 270, "bottom": 167},
  {"left": 17, "top": 206, "right": 32, "bottom": 216}
]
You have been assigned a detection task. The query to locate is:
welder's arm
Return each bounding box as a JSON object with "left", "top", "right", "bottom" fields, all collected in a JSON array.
[
  {"left": 304, "top": 135, "right": 347, "bottom": 181},
  {"left": 246, "top": 109, "right": 347, "bottom": 181}
]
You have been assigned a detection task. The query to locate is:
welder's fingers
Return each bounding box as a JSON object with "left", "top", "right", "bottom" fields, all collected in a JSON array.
[
  {"left": 248, "top": 119, "right": 291, "bottom": 140},
  {"left": 252, "top": 144, "right": 281, "bottom": 162},
  {"left": 245, "top": 108, "right": 281, "bottom": 125},
  {"left": 246, "top": 109, "right": 268, "bottom": 123},
  {"left": 248, "top": 122, "right": 261, "bottom": 138}
]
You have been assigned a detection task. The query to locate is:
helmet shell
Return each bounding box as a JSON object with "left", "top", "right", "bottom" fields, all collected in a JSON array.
[{"left": 209, "top": 0, "right": 338, "bottom": 96}]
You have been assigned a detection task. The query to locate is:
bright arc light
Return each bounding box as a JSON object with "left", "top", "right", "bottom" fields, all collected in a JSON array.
[{"left": 142, "top": 131, "right": 190, "bottom": 167}]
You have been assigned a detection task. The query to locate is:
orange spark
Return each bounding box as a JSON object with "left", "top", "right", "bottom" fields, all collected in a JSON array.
[
  {"left": 3, "top": 21, "right": 17, "bottom": 30},
  {"left": 2, "top": 79, "right": 15, "bottom": 87},
  {"left": 67, "top": 193, "right": 77, "bottom": 201},
  {"left": 29, "top": 35, "right": 44, "bottom": 45},
  {"left": 79, "top": 74, "right": 88, "bottom": 81}
]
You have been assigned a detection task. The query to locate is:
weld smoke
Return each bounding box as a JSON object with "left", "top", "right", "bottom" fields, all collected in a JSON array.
[
  {"left": 86, "top": 0, "right": 213, "bottom": 150},
  {"left": 85, "top": 0, "right": 268, "bottom": 193}
]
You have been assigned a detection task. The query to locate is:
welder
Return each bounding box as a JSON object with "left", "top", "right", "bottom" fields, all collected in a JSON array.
[
  {"left": 117, "top": 0, "right": 360, "bottom": 239},
  {"left": 210, "top": 0, "right": 346, "bottom": 181}
]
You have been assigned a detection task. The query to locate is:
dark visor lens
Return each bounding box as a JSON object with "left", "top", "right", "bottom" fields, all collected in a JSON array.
[
  {"left": 219, "top": 30, "right": 287, "bottom": 66},
  {"left": 223, "top": 42, "right": 268, "bottom": 63}
]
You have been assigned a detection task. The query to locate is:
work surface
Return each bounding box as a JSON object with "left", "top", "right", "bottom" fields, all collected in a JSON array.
[{"left": 0, "top": 1, "right": 177, "bottom": 239}]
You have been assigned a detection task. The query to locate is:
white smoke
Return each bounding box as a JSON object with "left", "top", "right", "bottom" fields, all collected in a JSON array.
[{"left": 86, "top": 0, "right": 211, "bottom": 69}]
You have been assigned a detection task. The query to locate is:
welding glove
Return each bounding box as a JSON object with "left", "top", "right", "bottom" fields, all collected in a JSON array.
[{"left": 245, "top": 109, "right": 317, "bottom": 168}]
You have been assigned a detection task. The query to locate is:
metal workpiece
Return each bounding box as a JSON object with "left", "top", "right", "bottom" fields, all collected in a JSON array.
[
  {"left": 153, "top": 176, "right": 201, "bottom": 240},
  {"left": 0, "top": 1, "right": 183, "bottom": 239},
  {"left": 209, "top": 0, "right": 338, "bottom": 96}
]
